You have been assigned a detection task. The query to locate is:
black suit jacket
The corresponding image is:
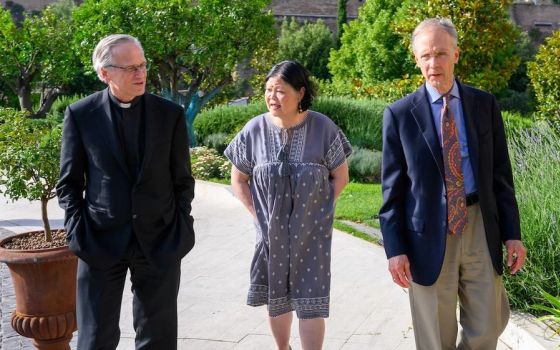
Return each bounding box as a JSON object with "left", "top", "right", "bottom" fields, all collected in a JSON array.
[
  {"left": 379, "top": 81, "right": 521, "bottom": 286},
  {"left": 56, "top": 89, "right": 195, "bottom": 269}
]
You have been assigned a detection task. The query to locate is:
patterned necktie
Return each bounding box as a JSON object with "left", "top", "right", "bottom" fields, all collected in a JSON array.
[{"left": 441, "top": 94, "right": 467, "bottom": 235}]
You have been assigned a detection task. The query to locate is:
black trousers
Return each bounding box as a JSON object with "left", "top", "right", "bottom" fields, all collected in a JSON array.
[{"left": 76, "top": 238, "right": 181, "bottom": 350}]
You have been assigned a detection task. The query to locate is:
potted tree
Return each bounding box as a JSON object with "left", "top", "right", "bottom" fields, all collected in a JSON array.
[{"left": 0, "top": 108, "right": 77, "bottom": 350}]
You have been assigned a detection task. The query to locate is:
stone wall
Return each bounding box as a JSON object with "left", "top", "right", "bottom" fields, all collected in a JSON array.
[
  {"left": 511, "top": 3, "right": 560, "bottom": 37},
  {"left": 270, "top": 0, "right": 364, "bottom": 33},
  {"left": 270, "top": 0, "right": 362, "bottom": 17},
  {"left": 3, "top": 0, "right": 557, "bottom": 39},
  {"left": 1, "top": 0, "right": 58, "bottom": 12}
]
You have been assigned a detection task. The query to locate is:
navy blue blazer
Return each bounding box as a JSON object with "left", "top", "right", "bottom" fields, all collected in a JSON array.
[
  {"left": 379, "top": 80, "right": 521, "bottom": 286},
  {"left": 56, "top": 89, "right": 195, "bottom": 269}
]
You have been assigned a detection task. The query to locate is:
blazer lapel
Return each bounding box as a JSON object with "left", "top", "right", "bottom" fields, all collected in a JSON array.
[
  {"left": 410, "top": 85, "right": 445, "bottom": 180},
  {"left": 458, "top": 81, "right": 480, "bottom": 188},
  {"left": 95, "top": 89, "right": 130, "bottom": 178}
]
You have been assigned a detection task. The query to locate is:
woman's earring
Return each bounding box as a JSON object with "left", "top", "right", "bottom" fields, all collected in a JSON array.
[{"left": 298, "top": 101, "right": 303, "bottom": 113}]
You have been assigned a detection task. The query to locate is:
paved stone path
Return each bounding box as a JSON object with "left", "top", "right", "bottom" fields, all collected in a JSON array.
[{"left": 0, "top": 181, "right": 558, "bottom": 349}]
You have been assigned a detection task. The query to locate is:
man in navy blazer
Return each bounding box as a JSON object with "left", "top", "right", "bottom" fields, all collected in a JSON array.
[
  {"left": 379, "top": 18, "right": 526, "bottom": 349},
  {"left": 56, "top": 34, "right": 195, "bottom": 350}
]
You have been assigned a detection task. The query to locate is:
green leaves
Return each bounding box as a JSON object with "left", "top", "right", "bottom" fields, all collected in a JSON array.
[
  {"left": 396, "top": 0, "right": 521, "bottom": 93},
  {"left": 277, "top": 19, "right": 336, "bottom": 79},
  {"left": 73, "top": 0, "right": 275, "bottom": 97},
  {"left": 328, "top": 0, "right": 413, "bottom": 88},
  {"left": 0, "top": 6, "right": 78, "bottom": 116},
  {"left": 528, "top": 30, "right": 560, "bottom": 127},
  {"left": 0, "top": 108, "right": 62, "bottom": 241},
  {"left": 505, "top": 123, "right": 560, "bottom": 313},
  {"left": 329, "top": 0, "right": 521, "bottom": 99},
  {"left": 190, "top": 146, "right": 230, "bottom": 180},
  {"left": 0, "top": 109, "right": 61, "bottom": 204},
  {"left": 532, "top": 290, "right": 560, "bottom": 336},
  {"left": 195, "top": 96, "right": 386, "bottom": 151}
]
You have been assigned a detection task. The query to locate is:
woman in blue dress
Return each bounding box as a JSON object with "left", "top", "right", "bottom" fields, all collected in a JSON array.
[{"left": 225, "top": 61, "right": 351, "bottom": 350}]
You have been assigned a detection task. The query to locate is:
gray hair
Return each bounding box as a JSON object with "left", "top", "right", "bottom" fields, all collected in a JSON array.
[
  {"left": 412, "top": 18, "right": 458, "bottom": 53},
  {"left": 92, "top": 34, "right": 144, "bottom": 83}
]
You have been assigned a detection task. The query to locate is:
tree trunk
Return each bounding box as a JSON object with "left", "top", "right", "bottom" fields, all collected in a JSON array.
[
  {"left": 41, "top": 197, "right": 52, "bottom": 242},
  {"left": 185, "top": 83, "right": 226, "bottom": 147},
  {"left": 33, "top": 88, "right": 61, "bottom": 119},
  {"left": 17, "top": 83, "right": 33, "bottom": 114}
]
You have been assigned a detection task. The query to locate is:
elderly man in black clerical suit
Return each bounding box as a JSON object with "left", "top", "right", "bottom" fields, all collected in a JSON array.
[{"left": 56, "top": 34, "right": 195, "bottom": 350}]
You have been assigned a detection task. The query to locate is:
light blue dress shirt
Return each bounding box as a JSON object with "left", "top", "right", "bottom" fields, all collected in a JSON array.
[{"left": 425, "top": 81, "right": 477, "bottom": 195}]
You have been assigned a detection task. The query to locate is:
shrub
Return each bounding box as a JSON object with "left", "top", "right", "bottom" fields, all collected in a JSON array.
[
  {"left": 194, "top": 102, "right": 266, "bottom": 144},
  {"left": 313, "top": 97, "right": 385, "bottom": 150},
  {"left": 528, "top": 30, "right": 560, "bottom": 128},
  {"left": 347, "top": 147, "right": 382, "bottom": 183},
  {"left": 190, "top": 147, "right": 230, "bottom": 180},
  {"left": 195, "top": 96, "right": 387, "bottom": 151},
  {"left": 507, "top": 31, "right": 536, "bottom": 95},
  {"left": 48, "top": 94, "right": 85, "bottom": 123},
  {"left": 504, "top": 123, "right": 560, "bottom": 313},
  {"left": 498, "top": 89, "right": 534, "bottom": 116},
  {"left": 314, "top": 78, "right": 354, "bottom": 98},
  {"left": 318, "top": 75, "right": 424, "bottom": 108},
  {"left": 203, "top": 132, "right": 232, "bottom": 154}
]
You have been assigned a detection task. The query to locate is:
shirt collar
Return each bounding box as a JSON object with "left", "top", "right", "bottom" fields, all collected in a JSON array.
[
  {"left": 108, "top": 89, "right": 143, "bottom": 109},
  {"left": 425, "top": 79, "right": 460, "bottom": 104}
]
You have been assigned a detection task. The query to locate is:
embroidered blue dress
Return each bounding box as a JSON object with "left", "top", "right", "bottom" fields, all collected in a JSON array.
[{"left": 224, "top": 111, "right": 352, "bottom": 319}]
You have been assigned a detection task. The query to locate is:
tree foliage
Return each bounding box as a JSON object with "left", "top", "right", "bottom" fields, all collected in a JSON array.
[
  {"left": 394, "top": 0, "right": 520, "bottom": 93},
  {"left": 0, "top": 108, "right": 62, "bottom": 241},
  {"left": 277, "top": 18, "right": 335, "bottom": 79},
  {"left": 528, "top": 29, "right": 560, "bottom": 127},
  {"left": 329, "top": 0, "right": 411, "bottom": 88},
  {"left": 73, "top": 0, "right": 275, "bottom": 145},
  {"left": 329, "top": 0, "right": 520, "bottom": 100},
  {"left": 337, "top": 0, "right": 347, "bottom": 47},
  {"left": 0, "top": 5, "right": 79, "bottom": 118}
]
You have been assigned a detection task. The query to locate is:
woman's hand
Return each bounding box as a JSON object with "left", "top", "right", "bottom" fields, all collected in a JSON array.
[
  {"left": 231, "top": 166, "right": 257, "bottom": 218},
  {"left": 330, "top": 160, "right": 350, "bottom": 201}
]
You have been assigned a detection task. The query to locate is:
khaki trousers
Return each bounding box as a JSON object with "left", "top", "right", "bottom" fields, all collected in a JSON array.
[{"left": 409, "top": 204, "right": 510, "bottom": 350}]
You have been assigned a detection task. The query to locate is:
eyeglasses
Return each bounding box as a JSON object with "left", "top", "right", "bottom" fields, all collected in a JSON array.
[
  {"left": 105, "top": 62, "right": 149, "bottom": 73},
  {"left": 417, "top": 51, "right": 450, "bottom": 63}
]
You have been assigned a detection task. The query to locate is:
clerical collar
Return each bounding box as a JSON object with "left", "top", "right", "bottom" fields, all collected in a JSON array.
[{"left": 108, "top": 90, "right": 143, "bottom": 109}]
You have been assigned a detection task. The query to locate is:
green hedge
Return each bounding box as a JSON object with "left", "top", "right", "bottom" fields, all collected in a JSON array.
[
  {"left": 194, "top": 97, "right": 527, "bottom": 153},
  {"left": 194, "top": 102, "right": 266, "bottom": 146},
  {"left": 194, "top": 96, "right": 386, "bottom": 151},
  {"left": 314, "top": 97, "right": 385, "bottom": 150},
  {"left": 502, "top": 111, "right": 534, "bottom": 138}
]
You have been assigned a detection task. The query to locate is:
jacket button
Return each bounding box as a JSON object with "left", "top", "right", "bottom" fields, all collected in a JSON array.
[{"left": 132, "top": 214, "right": 138, "bottom": 219}]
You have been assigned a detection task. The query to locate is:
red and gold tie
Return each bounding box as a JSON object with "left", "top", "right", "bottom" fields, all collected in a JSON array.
[{"left": 441, "top": 94, "right": 467, "bottom": 235}]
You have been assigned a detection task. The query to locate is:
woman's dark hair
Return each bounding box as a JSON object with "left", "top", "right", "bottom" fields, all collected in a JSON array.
[{"left": 265, "top": 60, "right": 316, "bottom": 111}]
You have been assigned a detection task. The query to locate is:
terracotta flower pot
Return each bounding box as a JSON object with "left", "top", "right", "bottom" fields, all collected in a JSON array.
[{"left": 0, "top": 232, "right": 78, "bottom": 350}]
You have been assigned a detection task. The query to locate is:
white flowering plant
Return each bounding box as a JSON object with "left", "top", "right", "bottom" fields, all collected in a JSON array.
[{"left": 191, "top": 147, "right": 231, "bottom": 180}]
